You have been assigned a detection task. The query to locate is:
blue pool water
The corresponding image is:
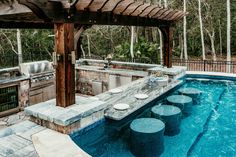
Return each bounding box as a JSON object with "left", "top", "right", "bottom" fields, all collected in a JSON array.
[{"left": 71, "top": 79, "right": 236, "bottom": 157}]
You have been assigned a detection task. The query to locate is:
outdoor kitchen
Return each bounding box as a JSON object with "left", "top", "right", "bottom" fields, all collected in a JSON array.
[{"left": 0, "top": 60, "right": 55, "bottom": 117}]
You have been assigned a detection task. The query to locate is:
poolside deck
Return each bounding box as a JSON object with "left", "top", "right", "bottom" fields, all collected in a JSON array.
[{"left": 0, "top": 121, "right": 90, "bottom": 157}]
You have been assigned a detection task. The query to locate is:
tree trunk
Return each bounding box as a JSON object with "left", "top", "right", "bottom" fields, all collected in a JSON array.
[
  {"left": 130, "top": 26, "right": 135, "bottom": 62},
  {"left": 87, "top": 34, "right": 91, "bottom": 58},
  {"left": 183, "top": 0, "right": 188, "bottom": 60},
  {"left": 218, "top": 20, "right": 223, "bottom": 57},
  {"left": 227, "top": 0, "right": 231, "bottom": 73},
  {"left": 164, "top": 0, "right": 167, "bottom": 8},
  {"left": 179, "top": 34, "right": 183, "bottom": 59},
  {"left": 158, "top": 28, "right": 163, "bottom": 65},
  {"left": 80, "top": 44, "right": 86, "bottom": 58},
  {"left": 17, "top": 29, "right": 22, "bottom": 65},
  {"left": 198, "top": 0, "right": 205, "bottom": 60},
  {"left": 206, "top": 29, "right": 216, "bottom": 61}
]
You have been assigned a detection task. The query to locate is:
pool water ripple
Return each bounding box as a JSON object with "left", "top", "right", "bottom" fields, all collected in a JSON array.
[{"left": 72, "top": 79, "right": 236, "bottom": 157}]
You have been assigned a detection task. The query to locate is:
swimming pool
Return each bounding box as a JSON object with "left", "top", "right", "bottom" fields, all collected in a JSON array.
[{"left": 71, "top": 78, "right": 236, "bottom": 157}]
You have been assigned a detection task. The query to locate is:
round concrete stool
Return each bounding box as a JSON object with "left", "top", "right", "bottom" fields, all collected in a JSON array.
[
  {"left": 178, "top": 88, "right": 202, "bottom": 105},
  {"left": 130, "top": 118, "right": 165, "bottom": 157},
  {"left": 167, "top": 95, "right": 193, "bottom": 116},
  {"left": 151, "top": 105, "right": 181, "bottom": 136}
]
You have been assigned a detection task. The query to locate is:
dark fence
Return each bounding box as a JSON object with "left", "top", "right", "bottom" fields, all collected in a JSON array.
[{"left": 173, "top": 59, "right": 236, "bottom": 73}]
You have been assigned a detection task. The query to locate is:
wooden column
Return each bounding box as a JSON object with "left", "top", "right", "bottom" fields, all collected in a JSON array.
[
  {"left": 54, "top": 23, "right": 75, "bottom": 107},
  {"left": 160, "top": 26, "right": 173, "bottom": 68}
]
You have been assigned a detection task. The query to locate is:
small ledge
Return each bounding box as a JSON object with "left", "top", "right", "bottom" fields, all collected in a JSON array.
[
  {"left": 148, "top": 66, "right": 187, "bottom": 76},
  {"left": 25, "top": 96, "right": 106, "bottom": 127}
]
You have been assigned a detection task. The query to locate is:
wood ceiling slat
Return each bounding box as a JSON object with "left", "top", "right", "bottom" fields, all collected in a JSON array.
[
  {"left": 163, "top": 10, "right": 178, "bottom": 20},
  {"left": 139, "top": 5, "right": 157, "bottom": 17},
  {"left": 148, "top": 7, "right": 163, "bottom": 18},
  {"left": 175, "top": 12, "right": 186, "bottom": 21},
  {"left": 158, "top": 9, "right": 173, "bottom": 20},
  {"left": 169, "top": 11, "right": 183, "bottom": 20},
  {"left": 89, "top": 0, "right": 108, "bottom": 12},
  {"left": 113, "top": 0, "right": 135, "bottom": 15},
  {"left": 153, "top": 8, "right": 168, "bottom": 19},
  {"left": 75, "top": 0, "right": 93, "bottom": 11},
  {"left": 131, "top": 3, "right": 150, "bottom": 17},
  {"left": 122, "top": 2, "right": 143, "bottom": 16},
  {"left": 101, "top": 0, "right": 122, "bottom": 12}
]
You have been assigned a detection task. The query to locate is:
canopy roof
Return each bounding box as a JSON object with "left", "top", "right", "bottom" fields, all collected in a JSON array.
[{"left": 0, "top": 0, "right": 186, "bottom": 29}]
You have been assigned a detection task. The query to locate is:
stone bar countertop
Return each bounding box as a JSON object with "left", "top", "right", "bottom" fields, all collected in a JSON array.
[
  {"left": 76, "top": 65, "right": 149, "bottom": 77},
  {"left": 0, "top": 76, "right": 29, "bottom": 85},
  {"left": 97, "top": 77, "right": 183, "bottom": 121},
  {"left": 77, "top": 59, "right": 157, "bottom": 69},
  {"left": 148, "top": 66, "right": 187, "bottom": 76}
]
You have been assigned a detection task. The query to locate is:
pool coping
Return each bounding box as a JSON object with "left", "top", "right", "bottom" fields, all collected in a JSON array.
[{"left": 186, "top": 71, "right": 236, "bottom": 80}]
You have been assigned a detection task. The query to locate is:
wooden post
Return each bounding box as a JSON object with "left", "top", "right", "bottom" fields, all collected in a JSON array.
[
  {"left": 161, "top": 26, "right": 173, "bottom": 68},
  {"left": 54, "top": 23, "right": 75, "bottom": 107}
]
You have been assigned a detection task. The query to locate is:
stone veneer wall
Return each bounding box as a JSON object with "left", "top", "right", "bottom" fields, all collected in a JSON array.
[
  {"left": 29, "top": 109, "right": 104, "bottom": 134},
  {"left": 76, "top": 60, "right": 149, "bottom": 95},
  {"left": 76, "top": 70, "right": 109, "bottom": 95},
  {"left": 19, "top": 80, "right": 30, "bottom": 109}
]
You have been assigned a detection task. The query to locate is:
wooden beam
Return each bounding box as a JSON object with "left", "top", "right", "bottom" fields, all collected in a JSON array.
[
  {"left": 0, "top": 21, "right": 53, "bottom": 29},
  {"left": 160, "top": 26, "right": 173, "bottom": 68},
  {"left": 55, "top": 23, "right": 75, "bottom": 107}
]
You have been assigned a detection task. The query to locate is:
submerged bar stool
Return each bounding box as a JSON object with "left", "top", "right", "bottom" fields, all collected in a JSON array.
[
  {"left": 178, "top": 88, "right": 202, "bottom": 105},
  {"left": 151, "top": 105, "right": 181, "bottom": 136},
  {"left": 178, "top": 88, "right": 202, "bottom": 104},
  {"left": 130, "top": 118, "right": 165, "bottom": 157},
  {"left": 167, "top": 95, "right": 193, "bottom": 116}
]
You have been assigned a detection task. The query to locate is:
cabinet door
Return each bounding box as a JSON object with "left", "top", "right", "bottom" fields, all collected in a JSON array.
[
  {"left": 43, "top": 85, "right": 56, "bottom": 101},
  {"left": 29, "top": 89, "right": 43, "bottom": 105}
]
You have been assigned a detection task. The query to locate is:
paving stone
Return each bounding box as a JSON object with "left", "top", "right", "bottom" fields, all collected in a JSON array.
[
  {"left": 0, "top": 134, "right": 32, "bottom": 156},
  {"left": 0, "top": 121, "right": 7, "bottom": 126},
  {"left": 0, "top": 128, "right": 13, "bottom": 138},
  {"left": 16, "top": 125, "right": 46, "bottom": 141},
  {"left": 7, "top": 114, "right": 21, "bottom": 125},
  {"left": 0, "top": 125, "right": 7, "bottom": 131},
  {"left": 8, "top": 145, "right": 39, "bottom": 157},
  {"left": 10, "top": 121, "right": 38, "bottom": 134}
]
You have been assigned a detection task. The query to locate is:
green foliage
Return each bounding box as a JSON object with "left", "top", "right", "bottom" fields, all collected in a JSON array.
[
  {"left": 0, "top": 29, "right": 53, "bottom": 68},
  {"left": 114, "top": 37, "right": 159, "bottom": 64}
]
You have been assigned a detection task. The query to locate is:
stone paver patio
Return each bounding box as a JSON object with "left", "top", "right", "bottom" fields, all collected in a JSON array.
[{"left": 0, "top": 112, "right": 29, "bottom": 130}]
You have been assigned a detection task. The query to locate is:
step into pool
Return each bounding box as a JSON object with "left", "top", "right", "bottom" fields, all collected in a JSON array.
[{"left": 71, "top": 78, "right": 236, "bottom": 157}]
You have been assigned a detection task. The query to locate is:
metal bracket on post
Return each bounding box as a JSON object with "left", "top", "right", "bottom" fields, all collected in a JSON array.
[
  {"left": 52, "top": 52, "right": 57, "bottom": 66},
  {"left": 68, "top": 51, "right": 76, "bottom": 64},
  {"left": 71, "top": 51, "right": 76, "bottom": 64}
]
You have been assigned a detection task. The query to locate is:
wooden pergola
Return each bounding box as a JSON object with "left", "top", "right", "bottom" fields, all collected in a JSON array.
[{"left": 0, "top": 0, "right": 186, "bottom": 108}]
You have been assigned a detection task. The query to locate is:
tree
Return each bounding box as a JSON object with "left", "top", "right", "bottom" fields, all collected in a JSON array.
[
  {"left": 130, "top": 26, "right": 135, "bottom": 62},
  {"left": 198, "top": 0, "right": 206, "bottom": 60},
  {"left": 183, "top": 0, "right": 188, "bottom": 60},
  {"left": 17, "top": 29, "right": 23, "bottom": 65},
  {"left": 227, "top": 0, "right": 231, "bottom": 72}
]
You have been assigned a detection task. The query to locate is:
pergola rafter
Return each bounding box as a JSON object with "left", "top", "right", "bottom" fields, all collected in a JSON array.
[{"left": 0, "top": 0, "right": 187, "bottom": 108}]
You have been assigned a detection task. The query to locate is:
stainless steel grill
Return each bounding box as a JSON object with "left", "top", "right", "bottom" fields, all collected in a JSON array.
[{"left": 20, "top": 60, "right": 56, "bottom": 105}]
